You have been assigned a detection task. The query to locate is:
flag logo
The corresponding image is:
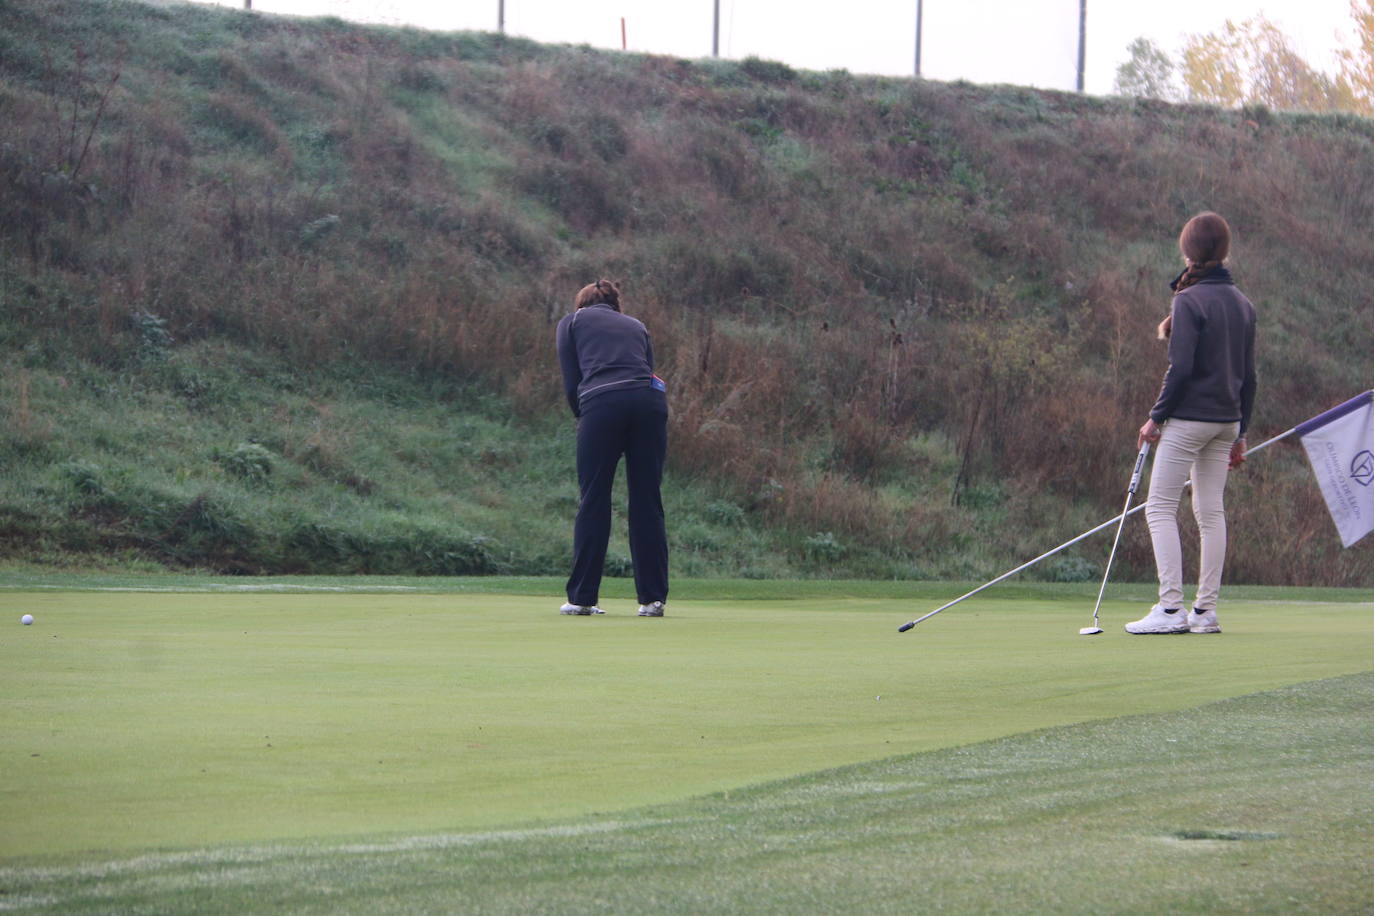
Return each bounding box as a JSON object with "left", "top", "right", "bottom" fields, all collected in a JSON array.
[{"left": 1354, "top": 450, "right": 1374, "bottom": 487}]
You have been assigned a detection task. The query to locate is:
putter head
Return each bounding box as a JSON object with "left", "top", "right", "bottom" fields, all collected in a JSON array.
[{"left": 1079, "top": 626, "right": 1104, "bottom": 636}]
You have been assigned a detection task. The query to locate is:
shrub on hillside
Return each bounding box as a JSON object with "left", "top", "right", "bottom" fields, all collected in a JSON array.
[
  {"left": 214, "top": 442, "right": 274, "bottom": 484},
  {"left": 1039, "top": 554, "right": 1097, "bottom": 583}
]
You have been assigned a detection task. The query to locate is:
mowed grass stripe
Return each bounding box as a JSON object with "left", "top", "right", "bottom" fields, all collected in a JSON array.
[
  {"left": 3, "top": 672, "right": 1371, "bottom": 914},
  {"left": 1, "top": 589, "right": 1371, "bottom": 860}
]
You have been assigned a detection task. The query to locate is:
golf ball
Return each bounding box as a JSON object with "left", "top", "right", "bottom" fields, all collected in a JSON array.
[{"left": 21, "top": 614, "right": 33, "bottom": 625}]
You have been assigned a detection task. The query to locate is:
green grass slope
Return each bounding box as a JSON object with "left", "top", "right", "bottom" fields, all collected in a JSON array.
[
  {"left": 1, "top": 0, "right": 1372, "bottom": 582},
  {"left": 0, "top": 347, "right": 975, "bottom": 580}
]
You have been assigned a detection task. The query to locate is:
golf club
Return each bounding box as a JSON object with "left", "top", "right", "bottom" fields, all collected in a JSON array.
[
  {"left": 896, "top": 424, "right": 1298, "bottom": 634},
  {"left": 1080, "top": 441, "right": 1151, "bottom": 635}
]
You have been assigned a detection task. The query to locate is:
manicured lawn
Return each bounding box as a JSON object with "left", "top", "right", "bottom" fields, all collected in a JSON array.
[{"left": 1, "top": 577, "right": 1371, "bottom": 912}]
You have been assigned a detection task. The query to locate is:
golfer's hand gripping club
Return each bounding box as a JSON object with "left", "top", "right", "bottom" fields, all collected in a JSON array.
[{"left": 1126, "top": 440, "right": 1150, "bottom": 496}]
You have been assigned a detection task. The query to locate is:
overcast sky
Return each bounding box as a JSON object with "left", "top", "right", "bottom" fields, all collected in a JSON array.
[{"left": 192, "top": 0, "right": 1358, "bottom": 96}]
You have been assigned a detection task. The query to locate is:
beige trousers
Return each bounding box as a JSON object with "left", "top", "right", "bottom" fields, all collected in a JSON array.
[{"left": 1144, "top": 418, "right": 1239, "bottom": 612}]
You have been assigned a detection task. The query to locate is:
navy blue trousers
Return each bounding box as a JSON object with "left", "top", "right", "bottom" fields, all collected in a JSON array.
[{"left": 567, "top": 387, "right": 669, "bottom": 607}]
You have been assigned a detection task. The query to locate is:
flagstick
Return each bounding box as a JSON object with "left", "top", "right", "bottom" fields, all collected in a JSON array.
[
  {"left": 1237, "top": 425, "right": 1297, "bottom": 458},
  {"left": 896, "top": 424, "right": 1299, "bottom": 633}
]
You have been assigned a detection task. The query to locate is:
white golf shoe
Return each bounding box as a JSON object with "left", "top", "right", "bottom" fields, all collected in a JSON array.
[
  {"left": 1124, "top": 604, "right": 1190, "bottom": 634},
  {"left": 1187, "top": 608, "right": 1221, "bottom": 634},
  {"left": 560, "top": 603, "right": 605, "bottom": 616},
  {"left": 636, "top": 601, "right": 666, "bottom": 617}
]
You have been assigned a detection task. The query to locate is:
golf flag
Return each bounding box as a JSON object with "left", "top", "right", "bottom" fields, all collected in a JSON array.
[{"left": 1296, "top": 390, "right": 1374, "bottom": 548}]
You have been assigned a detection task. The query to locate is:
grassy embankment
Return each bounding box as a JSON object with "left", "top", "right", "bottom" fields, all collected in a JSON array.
[{"left": 1, "top": 0, "right": 1371, "bottom": 582}]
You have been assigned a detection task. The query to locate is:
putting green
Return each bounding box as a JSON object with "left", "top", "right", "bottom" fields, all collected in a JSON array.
[{"left": 2, "top": 586, "right": 1371, "bottom": 859}]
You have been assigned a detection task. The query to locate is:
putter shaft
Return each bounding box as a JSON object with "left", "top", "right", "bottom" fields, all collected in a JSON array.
[{"left": 1086, "top": 442, "right": 1151, "bottom": 631}]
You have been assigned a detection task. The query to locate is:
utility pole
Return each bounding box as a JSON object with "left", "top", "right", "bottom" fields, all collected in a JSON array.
[
  {"left": 1076, "top": 0, "right": 1086, "bottom": 92},
  {"left": 498, "top": 0, "right": 505, "bottom": 34},
  {"left": 914, "top": 0, "right": 923, "bottom": 77},
  {"left": 712, "top": 0, "right": 720, "bottom": 57}
]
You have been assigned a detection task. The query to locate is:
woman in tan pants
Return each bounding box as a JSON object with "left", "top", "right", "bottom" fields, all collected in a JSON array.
[{"left": 1129, "top": 212, "right": 1257, "bottom": 635}]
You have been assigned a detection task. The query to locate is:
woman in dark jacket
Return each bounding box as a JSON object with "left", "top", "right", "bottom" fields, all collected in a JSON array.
[
  {"left": 1129, "top": 212, "right": 1257, "bottom": 635},
  {"left": 555, "top": 279, "right": 669, "bottom": 617}
]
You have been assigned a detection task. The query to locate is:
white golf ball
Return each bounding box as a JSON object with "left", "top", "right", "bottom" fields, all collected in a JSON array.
[{"left": 20, "top": 614, "right": 33, "bottom": 625}]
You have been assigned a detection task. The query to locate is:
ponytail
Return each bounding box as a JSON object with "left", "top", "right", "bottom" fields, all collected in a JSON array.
[{"left": 1172, "top": 259, "right": 1223, "bottom": 292}]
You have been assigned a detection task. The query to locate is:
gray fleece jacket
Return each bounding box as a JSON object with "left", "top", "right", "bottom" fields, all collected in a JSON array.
[
  {"left": 555, "top": 304, "right": 656, "bottom": 418},
  {"left": 1150, "top": 267, "right": 1258, "bottom": 435}
]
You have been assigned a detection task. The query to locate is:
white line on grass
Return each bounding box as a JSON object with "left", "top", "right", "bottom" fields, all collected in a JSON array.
[{"left": 0, "top": 819, "right": 671, "bottom": 886}]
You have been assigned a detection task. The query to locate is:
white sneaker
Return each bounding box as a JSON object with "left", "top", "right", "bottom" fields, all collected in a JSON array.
[
  {"left": 636, "top": 601, "right": 665, "bottom": 617},
  {"left": 559, "top": 603, "right": 605, "bottom": 616},
  {"left": 1124, "top": 604, "right": 1190, "bottom": 634},
  {"left": 1188, "top": 608, "right": 1221, "bottom": 634}
]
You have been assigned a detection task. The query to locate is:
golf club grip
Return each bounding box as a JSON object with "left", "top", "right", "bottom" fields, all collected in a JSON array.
[
  {"left": 1127, "top": 442, "right": 1150, "bottom": 493},
  {"left": 898, "top": 622, "right": 915, "bottom": 632}
]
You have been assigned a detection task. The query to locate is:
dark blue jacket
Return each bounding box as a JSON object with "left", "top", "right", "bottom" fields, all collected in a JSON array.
[{"left": 556, "top": 304, "right": 655, "bottom": 418}]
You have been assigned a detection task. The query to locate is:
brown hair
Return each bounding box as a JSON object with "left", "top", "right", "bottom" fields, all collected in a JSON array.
[
  {"left": 1174, "top": 212, "right": 1231, "bottom": 291},
  {"left": 575, "top": 278, "right": 621, "bottom": 311}
]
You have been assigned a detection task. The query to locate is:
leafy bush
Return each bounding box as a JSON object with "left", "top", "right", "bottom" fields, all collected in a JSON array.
[
  {"left": 704, "top": 500, "right": 745, "bottom": 527},
  {"left": 802, "top": 531, "right": 845, "bottom": 563},
  {"left": 1040, "top": 554, "right": 1098, "bottom": 583},
  {"left": 56, "top": 461, "right": 110, "bottom": 501},
  {"left": 739, "top": 57, "right": 797, "bottom": 84},
  {"left": 674, "top": 521, "right": 721, "bottom": 552},
  {"left": 132, "top": 312, "right": 172, "bottom": 363},
  {"left": 214, "top": 443, "right": 274, "bottom": 484},
  {"left": 604, "top": 553, "right": 633, "bottom": 578}
]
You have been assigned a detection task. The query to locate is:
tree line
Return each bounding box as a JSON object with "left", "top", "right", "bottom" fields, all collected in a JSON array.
[{"left": 1115, "top": 1, "right": 1374, "bottom": 115}]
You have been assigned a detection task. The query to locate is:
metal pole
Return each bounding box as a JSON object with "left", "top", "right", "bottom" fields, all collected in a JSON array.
[
  {"left": 1076, "top": 0, "right": 1086, "bottom": 92},
  {"left": 713, "top": 0, "right": 720, "bottom": 57},
  {"left": 498, "top": 0, "right": 505, "bottom": 34},
  {"left": 897, "top": 424, "right": 1302, "bottom": 633},
  {"left": 914, "top": 0, "right": 923, "bottom": 77}
]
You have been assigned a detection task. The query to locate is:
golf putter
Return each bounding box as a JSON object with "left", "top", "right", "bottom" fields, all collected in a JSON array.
[{"left": 1081, "top": 441, "right": 1151, "bottom": 635}]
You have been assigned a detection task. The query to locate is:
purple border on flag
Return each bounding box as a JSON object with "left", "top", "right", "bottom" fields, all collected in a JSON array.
[{"left": 1295, "top": 391, "right": 1374, "bottom": 437}]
